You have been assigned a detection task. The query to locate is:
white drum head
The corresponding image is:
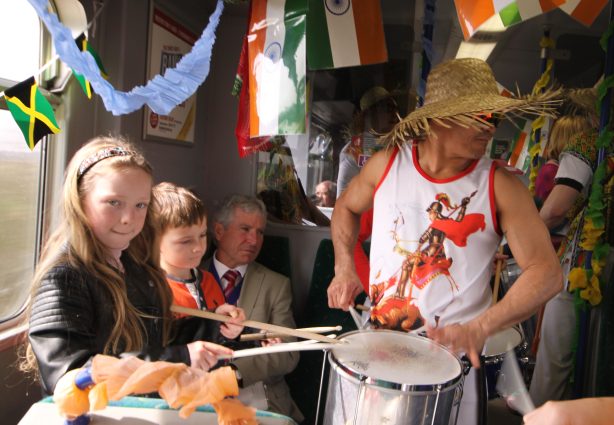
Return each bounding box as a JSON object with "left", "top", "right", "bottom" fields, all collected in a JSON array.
[
  {"left": 483, "top": 327, "right": 522, "bottom": 356},
  {"left": 331, "top": 330, "right": 461, "bottom": 386}
]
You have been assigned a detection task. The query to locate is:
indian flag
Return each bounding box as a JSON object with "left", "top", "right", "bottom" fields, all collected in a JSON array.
[
  {"left": 307, "top": 0, "right": 387, "bottom": 70},
  {"left": 248, "top": 0, "right": 308, "bottom": 137},
  {"left": 558, "top": 0, "right": 608, "bottom": 26}
]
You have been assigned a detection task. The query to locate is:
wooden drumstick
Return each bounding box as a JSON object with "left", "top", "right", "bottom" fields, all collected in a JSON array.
[
  {"left": 240, "top": 326, "right": 342, "bottom": 342},
  {"left": 171, "top": 305, "right": 341, "bottom": 344},
  {"left": 492, "top": 245, "right": 505, "bottom": 305},
  {"left": 354, "top": 304, "right": 370, "bottom": 312}
]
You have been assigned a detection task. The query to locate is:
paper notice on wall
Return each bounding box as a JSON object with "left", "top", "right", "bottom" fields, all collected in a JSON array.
[{"left": 143, "top": 7, "right": 197, "bottom": 143}]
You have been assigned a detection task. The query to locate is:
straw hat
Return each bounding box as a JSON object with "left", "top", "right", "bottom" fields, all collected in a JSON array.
[
  {"left": 383, "top": 58, "right": 561, "bottom": 146},
  {"left": 360, "top": 86, "right": 394, "bottom": 111}
]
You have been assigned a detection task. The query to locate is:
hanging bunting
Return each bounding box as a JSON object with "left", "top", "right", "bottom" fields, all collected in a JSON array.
[
  {"left": 72, "top": 33, "right": 107, "bottom": 99},
  {"left": 234, "top": 32, "right": 272, "bottom": 157},
  {"left": 4, "top": 77, "right": 60, "bottom": 150},
  {"left": 455, "top": 0, "right": 574, "bottom": 40},
  {"left": 307, "top": 0, "right": 387, "bottom": 70},
  {"left": 508, "top": 117, "right": 533, "bottom": 172},
  {"left": 26, "top": 0, "right": 224, "bottom": 116},
  {"left": 248, "top": 0, "right": 308, "bottom": 138},
  {"left": 558, "top": 0, "right": 608, "bottom": 27},
  {"left": 498, "top": 0, "right": 564, "bottom": 27}
]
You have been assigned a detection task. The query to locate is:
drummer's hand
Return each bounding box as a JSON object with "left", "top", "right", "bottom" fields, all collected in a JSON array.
[
  {"left": 327, "top": 269, "right": 363, "bottom": 311},
  {"left": 426, "top": 320, "right": 487, "bottom": 368},
  {"left": 215, "top": 304, "right": 245, "bottom": 340},
  {"left": 187, "top": 341, "right": 233, "bottom": 371},
  {"left": 493, "top": 252, "right": 509, "bottom": 272}
]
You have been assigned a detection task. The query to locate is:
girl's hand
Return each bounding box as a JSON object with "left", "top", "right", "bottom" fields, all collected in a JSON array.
[
  {"left": 215, "top": 304, "right": 246, "bottom": 339},
  {"left": 186, "top": 341, "right": 233, "bottom": 371}
]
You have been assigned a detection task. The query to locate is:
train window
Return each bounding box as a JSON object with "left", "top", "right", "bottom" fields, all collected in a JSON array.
[
  {"left": 256, "top": 2, "right": 416, "bottom": 227},
  {"left": 0, "top": 2, "right": 45, "bottom": 323}
]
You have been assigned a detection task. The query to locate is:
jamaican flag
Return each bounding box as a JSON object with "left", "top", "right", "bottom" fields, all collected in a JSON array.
[
  {"left": 4, "top": 77, "right": 60, "bottom": 150},
  {"left": 73, "top": 33, "right": 108, "bottom": 99}
]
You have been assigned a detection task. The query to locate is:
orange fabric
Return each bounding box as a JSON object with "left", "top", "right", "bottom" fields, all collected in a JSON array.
[
  {"left": 571, "top": 0, "right": 608, "bottom": 25},
  {"left": 53, "top": 369, "right": 91, "bottom": 419},
  {"left": 352, "top": 0, "right": 387, "bottom": 65},
  {"left": 89, "top": 355, "right": 240, "bottom": 420},
  {"left": 453, "top": 0, "right": 495, "bottom": 40},
  {"left": 248, "top": 0, "right": 267, "bottom": 136},
  {"left": 167, "top": 269, "right": 225, "bottom": 313},
  {"left": 212, "top": 398, "right": 257, "bottom": 425}
]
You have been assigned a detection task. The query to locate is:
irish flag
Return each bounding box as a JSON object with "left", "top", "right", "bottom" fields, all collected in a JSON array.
[
  {"left": 558, "top": 0, "right": 608, "bottom": 26},
  {"left": 455, "top": 0, "right": 565, "bottom": 40},
  {"left": 248, "top": 0, "right": 308, "bottom": 137},
  {"left": 307, "top": 0, "right": 387, "bottom": 70},
  {"left": 508, "top": 118, "right": 533, "bottom": 172}
]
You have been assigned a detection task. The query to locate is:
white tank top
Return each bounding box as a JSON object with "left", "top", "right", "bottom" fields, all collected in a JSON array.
[{"left": 369, "top": 143, "right": 501, "bottom": 330}]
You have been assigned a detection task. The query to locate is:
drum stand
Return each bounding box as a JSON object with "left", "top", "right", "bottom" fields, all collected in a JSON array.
[{"left": 315, "top": 348, "right": 330, "bottom": 425}]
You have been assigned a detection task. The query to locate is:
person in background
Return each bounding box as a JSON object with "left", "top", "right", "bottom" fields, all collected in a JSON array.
[
  {"left": 21, "top": 136, "right": 233, "bottom": 395},
  {"left": 203, "top": 194, "right": 303, "bottom": 422},
  {"left": 315, "top": 180, "right": 337, "bottom": 207},
  {"left": 327, "top": 58, "right": 562, "bottom": 424},
  {"left": 151, "top": 182, "right": 245, "bottom": 345},
  {"left": 336, "top": 86, "right": 400, "bottom": 197},
  {"left": 530, "top": 88, "right": 605, "bottom": 407}
]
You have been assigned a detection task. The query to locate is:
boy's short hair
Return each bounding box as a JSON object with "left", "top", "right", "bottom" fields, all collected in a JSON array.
[{"left": 152, "top": 182, "right": 207, "bottom": 233}]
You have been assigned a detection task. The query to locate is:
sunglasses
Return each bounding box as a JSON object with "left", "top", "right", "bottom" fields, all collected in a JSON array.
[{"left": 475, "top": 113, "right": 501, "bottom": 127}]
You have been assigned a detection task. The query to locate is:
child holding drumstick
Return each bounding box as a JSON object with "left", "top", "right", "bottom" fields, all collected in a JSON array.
[{"left": 21, "top": 136, "right": 235, "bottom": 394}]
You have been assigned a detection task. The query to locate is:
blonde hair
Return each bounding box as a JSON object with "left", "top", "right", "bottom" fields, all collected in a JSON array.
[
  {"left": 21, "top": 135, "right": 172, "bottom": 375},
  {"left": 544, "top": 88, "right": 598, "bottom": 161},
  {"left": 545, "top": 115, "right": 596, "bottom": 161},
  {"left": 151, "top": 182, "right": 207, "bottom": 233}
]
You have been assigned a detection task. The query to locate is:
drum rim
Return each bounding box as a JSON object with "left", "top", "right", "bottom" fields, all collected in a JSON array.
[{"left": 328, "top": 329, "right": 464, "bottom": 392}]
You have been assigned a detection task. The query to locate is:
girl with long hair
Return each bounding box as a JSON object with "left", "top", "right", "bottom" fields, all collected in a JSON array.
[{"left": 21, "top": 135, "right": 233, "bottom": 394}]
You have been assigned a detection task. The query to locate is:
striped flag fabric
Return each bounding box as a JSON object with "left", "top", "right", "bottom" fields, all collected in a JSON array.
[
  {"left": 73, "top": 33, "right": 108, "bottom": 99},
  {"left": 498, "top": 0, "right": 565, "bottom": 27},
  {"left": 4, "top": 77, "right": 60, "bottom": 150},
  {"left": 558, "top": 0, "right": 608, "bottom": 26},
  {"left": 248, "top": 0, "right": 308, "bottom": 137},
  {"left": 455, "top": 0, "right": 565, "bottom": 40},
  {"left": 307, "top": 0, "right": 387, "bottom": 70},
  {"left": 508, "top": 118, "right": 533, "bottom": 172}
]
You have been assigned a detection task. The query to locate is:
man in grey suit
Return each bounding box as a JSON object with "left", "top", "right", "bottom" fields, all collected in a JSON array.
[{"left": 204, "top": 194, "right": 303, "bottom": 423}]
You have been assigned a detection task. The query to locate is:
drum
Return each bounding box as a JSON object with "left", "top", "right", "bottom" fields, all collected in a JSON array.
[
  {"left": 323, "top": 330, "right": 464, "bottom": 425},
  {"left": 483, "top": 327, "right": 526, "bottom": 399}
]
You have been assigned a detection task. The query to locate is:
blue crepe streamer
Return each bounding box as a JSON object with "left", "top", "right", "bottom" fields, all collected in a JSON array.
[{"left": 26, "top": 0, "right": 224, "bottom": 116}]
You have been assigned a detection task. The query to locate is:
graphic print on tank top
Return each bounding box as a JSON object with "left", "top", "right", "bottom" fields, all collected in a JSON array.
[{"left": 370, "top": 192, "right": 486, "bottom": 331}]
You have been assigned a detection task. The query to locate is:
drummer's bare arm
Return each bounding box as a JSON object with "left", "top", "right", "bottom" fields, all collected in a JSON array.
[
  {"left": 328, "top": 149, "right": 392, "bottom": 310},
  {"left": 428, "top": 168, "right": 562, "bottom": 368},
  {"left": 523, "top": 398, "right": 614, "bottom": 425},
  {"left": 539, "top": 184, "right": 581, "bottom": 229}
]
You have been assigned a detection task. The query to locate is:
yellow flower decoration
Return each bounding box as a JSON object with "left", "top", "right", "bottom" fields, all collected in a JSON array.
[
  {"left": 579, "top": 217, "right": 604, "bottom": 251},
  {"left": 591, "top": 256, "right": 607, "bottom": 277},
  {"left": 568, "top": 267, "right": 588, "bottom": 291},
  {"left": 580, "top": 283, "right": 602, "bottom": 306}
]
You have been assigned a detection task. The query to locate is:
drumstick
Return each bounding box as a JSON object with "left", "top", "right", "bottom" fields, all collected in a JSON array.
[
  {"left": 240, "top": 326, "right": 342, "bottom": 342},
  {"left": 171, "top": 305, "right": 341, "bottom": 344},
  {"left": 218, "top": 341, "right": 341, "bottom": 360},
  {"left": 354, "top": 304, "right": 370, "bottom": 312},
  {"left": 492, "top": 245, "right": 505, "bottom": 305}
]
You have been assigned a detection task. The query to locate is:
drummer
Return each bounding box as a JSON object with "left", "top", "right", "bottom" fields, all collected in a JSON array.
[{"left": 327, "top": 58, "right": 563, "bottom": 424}]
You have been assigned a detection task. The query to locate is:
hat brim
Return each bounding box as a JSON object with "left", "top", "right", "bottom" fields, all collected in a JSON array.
[{"left": 382, "top": 88, "right": 562, "bottom": 147}]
